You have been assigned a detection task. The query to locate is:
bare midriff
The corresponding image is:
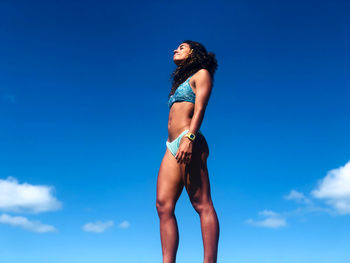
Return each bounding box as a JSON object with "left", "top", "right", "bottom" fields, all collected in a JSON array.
[{"left": 167, "top": 101, "right": 194, "bottom": 142}]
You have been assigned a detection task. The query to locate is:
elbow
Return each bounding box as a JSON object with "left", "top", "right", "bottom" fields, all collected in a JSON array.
[
  {"left": 194, "top": 106, "right": 206, "bottom": 115},
  {"left": 195, "top": 103, "right": 208, "bottom": 112}
]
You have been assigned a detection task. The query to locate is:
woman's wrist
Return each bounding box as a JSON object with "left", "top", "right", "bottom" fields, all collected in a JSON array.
[
  {"left": 185, "top": 132, "right": 196, "bottom": 142},
  {"left": 184, "top": 136, "right": 194, "bottom": 143}
]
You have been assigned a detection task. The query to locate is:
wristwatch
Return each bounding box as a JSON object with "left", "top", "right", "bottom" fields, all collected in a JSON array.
[{"left": 185, "top": 132, "right": 196, "bottom": 142}]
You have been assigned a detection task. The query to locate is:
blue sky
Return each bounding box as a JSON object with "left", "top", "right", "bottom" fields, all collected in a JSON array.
[{"left": 1, "top": 0, "right": 350, "bottom": 262}]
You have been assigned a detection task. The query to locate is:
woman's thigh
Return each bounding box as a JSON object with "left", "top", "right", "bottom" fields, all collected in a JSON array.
[
  {"left": 156, "top": 148, "right": 185, "bottom": 207},
  {"left": 184, "top": 134, "right": 212, "bottom": 206}
]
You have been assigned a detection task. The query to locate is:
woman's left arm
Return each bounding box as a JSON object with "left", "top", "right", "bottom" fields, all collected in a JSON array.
[
  {"left": 175, "top": 69, "right": 213, "bottom": 164},
  {"left": 188, "top": 69, "right": 213, "bottom": 135}
]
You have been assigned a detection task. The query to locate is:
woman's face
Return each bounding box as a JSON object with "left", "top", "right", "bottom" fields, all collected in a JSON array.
[{"left": 173, "top": 43, "right": 192, "bottom": 65}]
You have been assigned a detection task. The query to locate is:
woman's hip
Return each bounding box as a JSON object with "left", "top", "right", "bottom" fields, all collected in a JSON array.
[{"left": 165, "top": 129, "right": 208, "bottom": 157}]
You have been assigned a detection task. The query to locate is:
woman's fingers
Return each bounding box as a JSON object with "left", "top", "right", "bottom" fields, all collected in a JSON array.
[
  {"left": 175, "top": 148, "right": 182, "bottom": 161},
  {"left": 182, "top": 153, "right": 187, "bottom": 164},
  {"left": 181, "top": 152, "right": 186, "bottom": 164},
  {"left": 176, "top": 150, "right": 183, "bottom": 163},
  {"left": 179, "top": 151, "right": 187, "bottom": 164},
  {"left": 183, "top": 152, "right": 189, "bottom": 164},
  {"left": 175, "top": 148, "right": 192, "bottom": 164},
  {"left": 183, "top": 152, "right": 191, "bottom": 164}
]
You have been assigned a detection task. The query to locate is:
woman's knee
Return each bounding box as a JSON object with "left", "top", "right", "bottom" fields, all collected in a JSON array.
[
  {"left": 156, "top": 199, "right": 176, "bottom": 217},
  {"left": 191, "top": 199, "right": 214, "bottom": 215}
]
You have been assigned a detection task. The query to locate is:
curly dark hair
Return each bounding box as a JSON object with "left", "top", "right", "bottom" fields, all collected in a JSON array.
[{"left": 168, "top": 40, "right": 218, "bottom": 98}]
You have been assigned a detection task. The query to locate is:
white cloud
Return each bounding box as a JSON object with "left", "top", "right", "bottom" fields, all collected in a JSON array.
[
  {"left": 246, "top": 210, "right": 287, "bottom": 229},
  {"left": 118, "top": 220, "right": 130, "bottom": 229},
  {"left": 284, "top": 190, "right": 312, "bottom": 204},
  {"left": 0, "top": 177, "right": 62, "bottom": 213},
  {"left": 247, "top": 161, "right": 350, "bottom": 227},
  {"left": 82, "top": 220, "right": 114, "bottom": 233},
  {"left": 0, "top": 213, "right": 57, "bottom": 233},
  {"left": 246, "top": 217, "right": 287, "bottom": 228},
  {"left": 258, "top": 210, "right": 278, "bottom": 217},
  {"left": 311, "top": 161, "right": 350, "bottom": 214}
]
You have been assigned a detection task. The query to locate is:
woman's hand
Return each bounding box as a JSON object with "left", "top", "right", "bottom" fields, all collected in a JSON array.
[{"left": 175, "top": 137, "right": 193, "bottom": 164}]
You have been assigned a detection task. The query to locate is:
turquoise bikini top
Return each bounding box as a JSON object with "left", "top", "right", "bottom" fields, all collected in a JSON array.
[{"left": 168, "top": 75, "right": 195, "bottom": 109}]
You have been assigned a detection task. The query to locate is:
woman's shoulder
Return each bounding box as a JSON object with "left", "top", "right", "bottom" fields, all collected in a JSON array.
[
  {"left": 194, "top": 68, "right": 210, "bottom": 77},
  {"left": 192, "top": 69, "right": 212, "bottom": 83},
  {"left": 189, "top": 69, "right": 213, "bottom": 93}
]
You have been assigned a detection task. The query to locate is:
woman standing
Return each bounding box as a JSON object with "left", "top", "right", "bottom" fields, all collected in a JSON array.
[{"left": 156, "top": 40, "right": 220, "bottom": 263}]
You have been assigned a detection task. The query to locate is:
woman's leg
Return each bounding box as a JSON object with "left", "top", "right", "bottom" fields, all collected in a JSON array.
[
  {"left": 156, "top": 148, "right": 185, "bottom": 263},
  {"left": 184, "top": 134, "right": 220, "bottom": 263}
]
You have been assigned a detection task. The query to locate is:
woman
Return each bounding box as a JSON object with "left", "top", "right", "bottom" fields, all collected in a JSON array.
[{"left": 156, "top": 40, "right": 220, "bottom": 263}]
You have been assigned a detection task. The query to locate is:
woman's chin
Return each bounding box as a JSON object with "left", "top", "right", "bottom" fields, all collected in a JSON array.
[{"left": 173, "top": 58, "right": 182, "bottom": 65}]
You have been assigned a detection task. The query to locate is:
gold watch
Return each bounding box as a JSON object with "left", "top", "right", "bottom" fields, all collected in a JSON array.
[{"left": 185, "top": 132, "right": 196, "bottom": 142}]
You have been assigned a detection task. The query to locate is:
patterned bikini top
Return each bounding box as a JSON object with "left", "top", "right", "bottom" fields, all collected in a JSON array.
[{"left": 168, "top": 75, "right": 195, "bottom": 109}]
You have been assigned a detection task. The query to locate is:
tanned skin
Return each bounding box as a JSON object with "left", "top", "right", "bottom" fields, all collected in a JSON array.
[{"left": 156, "top": 43, "right": 220, "bottom": 263}]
